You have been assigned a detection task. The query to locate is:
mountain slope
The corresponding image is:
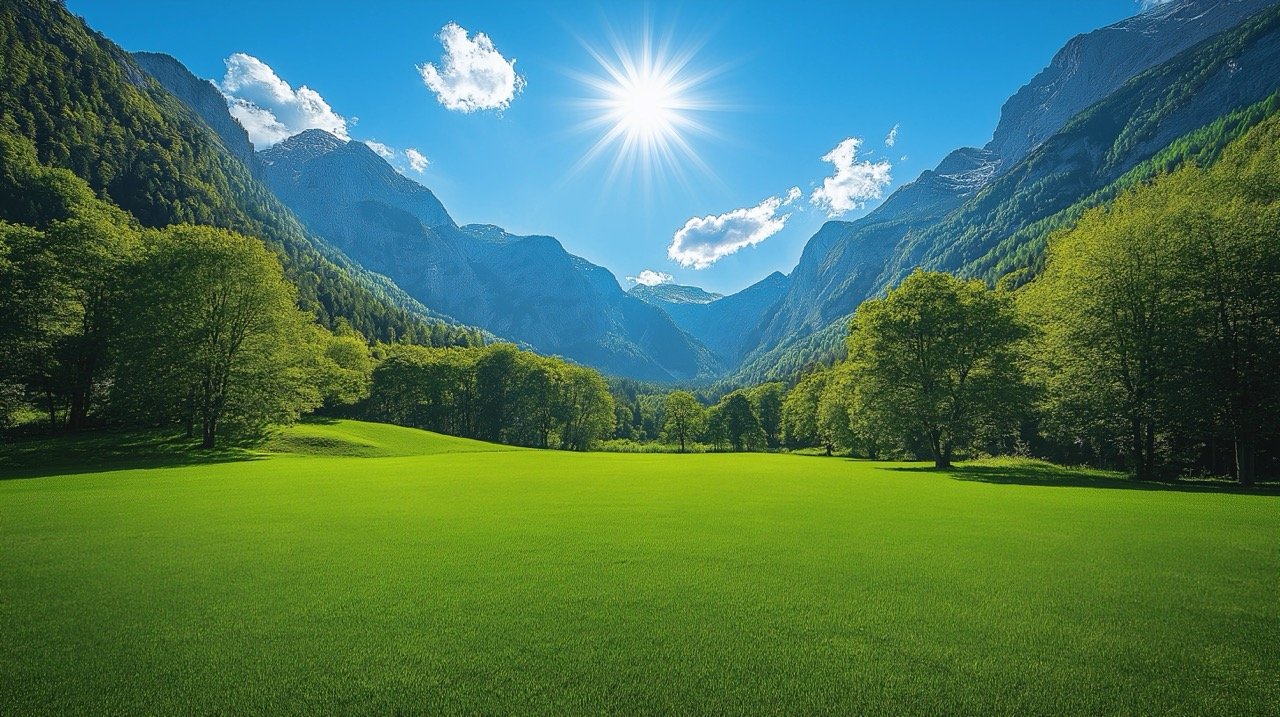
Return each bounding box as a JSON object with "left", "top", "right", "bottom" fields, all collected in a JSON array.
[
  {"left": 0, "top": 0, "right": 480, "bottom": 346},
  {"left": 258, "top": 131, "right": 719, "bottom": 382},
  {"left": 131, "top": 51, "right": 259, "bottom": 173},
  {"left": 986, "top": 0, "right": 1273, "bottom": 167},
  {"left": 737, "top": 0, "right": 1280, "bottom": 383},
  {"left": 630, "top": 273, "right": 790, "bottom": 366}
]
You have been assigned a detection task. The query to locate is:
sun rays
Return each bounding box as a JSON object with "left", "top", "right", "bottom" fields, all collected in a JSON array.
[{"left": 568, "top": 21, "right": 724, "bottom": 193}]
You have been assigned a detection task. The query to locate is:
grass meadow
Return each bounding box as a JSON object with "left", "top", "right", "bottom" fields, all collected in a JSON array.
[{"left": 2, "top": 420, "right": 1276, "bottom": 715}]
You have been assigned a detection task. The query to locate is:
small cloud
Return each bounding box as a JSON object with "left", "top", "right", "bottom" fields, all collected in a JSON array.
[
  {"left": 364, "top": 140, "right": 396, "bottom": 160},
  {"left": 885, "top": 123, "right": 899, "bottom": 148},
  {"left": 900, "top": 154, "right": 909, "bottom": 162},
  {"left": 627, "top": 270, "right": 673, "bottom": 286},
  {"left": 418, "top": 23, "right": 526, "bottom": 113},
  {"left": 219, "top": 53, "right": 348, "bottom": 149},
  {"left": 668, "top": 188, "right": 801, "bottom": 269},
  {"left": 405, "top": 148, "right": 430, "bottom": 173},
  {"left": 809, "top": 137, "right": 892, "bottom": 217}
]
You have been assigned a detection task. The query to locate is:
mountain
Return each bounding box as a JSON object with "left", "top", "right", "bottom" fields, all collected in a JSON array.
[
  {"left": 131, "top": 52, "right": 259, "bottom": 172},
  {"left": 630, "top": 273, "right": 789, "bottom": 366},
  {"left": 258, "top": 130, "right": 719, "bottom": 382},
  {"left": 0, "top": 0, "right": 482, "bottom": 347},
  {"left": 733, "top": 0, "right": 1280, "bottom": 383},
  {"left": 629, "top": 283, "right": 723, "bottom": 306},
  {"left": 986, "top": 0, "right": 1273, "bottom": 168}
]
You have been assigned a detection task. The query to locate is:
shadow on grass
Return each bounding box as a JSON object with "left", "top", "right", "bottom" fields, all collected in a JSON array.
[
  {"left": 0, "top": 429, "right": 262, "bottom": 480},
  {"left": 888, "top": 460, "right": 1280, "bottom": 496}
]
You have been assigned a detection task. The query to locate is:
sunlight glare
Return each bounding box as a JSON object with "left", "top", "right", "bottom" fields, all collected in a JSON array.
[{"left": 570, "top": 22, "right": 721, "bottom": 192}]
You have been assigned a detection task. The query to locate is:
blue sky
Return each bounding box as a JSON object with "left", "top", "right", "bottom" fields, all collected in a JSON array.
[{"left": 70, "top": 0, "right": 1145, "bottom": 294}]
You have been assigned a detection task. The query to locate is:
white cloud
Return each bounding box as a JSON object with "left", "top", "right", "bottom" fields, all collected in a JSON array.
[
  {"left": 418, "top": 23, "right": 526, "bottom": 113},
  {"left": 627, "top": 270, "right": 673, "bottom": 286},
  {"left": 364, "top": 140, "right": 396, "bottom": 160},
  {"left": 405, "top": 148, "right": 430, "bottom": 173},
  {"left": 219, "top": 53, "right": 349, "bottom": 149},
  {"left": 809, "top": 138, "right": 893, "bottom": 217},
  {"left": 668, "top": 188, "right": 801, "bottom": 269},
  {"left": 885, "top": 123, "right": 899, "bottom": 147}
]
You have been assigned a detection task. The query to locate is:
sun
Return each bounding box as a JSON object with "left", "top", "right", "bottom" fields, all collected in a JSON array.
[{"left": 570, "top": 23, "right": 720, "bottom": 190}]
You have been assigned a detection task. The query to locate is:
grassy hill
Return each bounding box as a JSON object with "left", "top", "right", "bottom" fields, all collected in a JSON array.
[{"left": 2, "top": 420, "right": 1276, "bottom": 715}]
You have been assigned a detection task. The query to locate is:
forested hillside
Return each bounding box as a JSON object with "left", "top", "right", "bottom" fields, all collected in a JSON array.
[
  {"left": 718, "top": 0, "right": 1280, "bottom": 389},
  {"left": 0, "top": 0, "right": 481, "bottom": 346}
]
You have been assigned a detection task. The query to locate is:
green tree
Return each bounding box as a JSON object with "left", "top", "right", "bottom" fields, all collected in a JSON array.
[
  {"left": 749, "top": 382, "right": 785, "bottom": 449},
  {"left": 662, "top": 390, "right": 706, "bottom": 452},
  {"left": 850, "top": 270, "right": 1028, "bottom": 469},
  {"left": 782, "top": 368, "right": 829, "bottom": 449},
  {"left": 117, "top": 225, "right": 321, "bottom": 447},
  {"left": 1021, "top": 178, "right": 1193, "bottom": 480},
  {"left": 557, "top": 366, "right": 614, "bottom": 451},
  {"left": 710, "top": 391, "right": 765, "bottom": 452},
  {"left": 316, "top": 329, "right": 374, "bottom": 409}
]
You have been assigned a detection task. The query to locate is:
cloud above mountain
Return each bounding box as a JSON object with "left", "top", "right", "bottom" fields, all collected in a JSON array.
[
  {"left": 669, "top": 188, "right": 801, "bottom": 269},
  {"left": 810, "top": 137, "right": 892, "bottom": 216},
  {"left": 405, "top": 148, "right": 430, "bottom": 173},
  {"left": 419, "top": 23, "right": 526, "bottom": 113},
  {"left": 219, "top": 53, "right": 349, "bottom": 148},
  {"left": 627, "top": 270, "right": 673, "bottom": 286},
  {"left": 364, "top": 140, "right": 395, "bottom": 160}
]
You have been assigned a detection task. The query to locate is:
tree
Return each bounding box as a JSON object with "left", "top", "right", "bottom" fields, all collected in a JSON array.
[
  {"left": 749, "top": 383, "right": 785, "bottom": 449},
  {"left": 850, "top": 270, "right": 1028, "bottom": 469},
  {"left": 1023, "top": 154, "right": 1280, "bottom": 484},
  {"left": 1021, "top": 176, "right": 1195, "bottom": 480},
  {"left": 117, "top": 225, "right": 321, "bottom": 448},
  {"left": 474, "top": 344, "right": 521, "bottom": 443},
  {"left": 662, "top": 391, "right": 705, "bottom": 452},
  {"left": 557, "top": 366, "right": 614, "bottom": 451},
  {"left": 782, "top": 368, "right": 828, "bottom": 449},
  {"left": 315, "top": 329, "right": 374, "bottom": 409},
  {"left": 709, "top": 391, "right": 765, "bottom": 452}
]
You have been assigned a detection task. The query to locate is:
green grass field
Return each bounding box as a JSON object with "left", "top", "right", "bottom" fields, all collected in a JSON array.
[{"left": 2, "top": 420, "right": 1277, "bottom": 715}]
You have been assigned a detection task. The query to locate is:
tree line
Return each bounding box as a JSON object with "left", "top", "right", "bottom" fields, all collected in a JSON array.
[
  {"left": 358, "top": 343, "right": 615, "bottom": 451},
  {"left": 778, "top": 115, "right": 1280, "bottom": 485}
]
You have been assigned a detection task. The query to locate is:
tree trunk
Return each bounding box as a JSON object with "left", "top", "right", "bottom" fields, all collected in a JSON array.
[
  {"left": 1235, "top": 433, "right": 1256, "bottom": 487},
  {"left": 935, "top": 441, "right": 953, "bottom": 470},
  {"left": 202, "top": 417, "right": 217, "bottom": 449},
  {"left": 1130, "top": 417, "right": 1148, "bottom": 481},
  {"left": 184, "top": 388, "right": 196, "bottom": 439},
  {"left": 679, "top": 435, "right": 686, "bottom": 453},
  {"left": 928, "top": 430, "right": 949, "bottom": 469},
  {"left": 44, "top": 383, "right": 57, "bottom": 431}
]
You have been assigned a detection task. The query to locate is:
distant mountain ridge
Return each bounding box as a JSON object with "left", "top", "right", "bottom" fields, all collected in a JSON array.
[
  {"left": 630, "top": 273, "right": 789, "bottom": 366},
  {"left": 629, "top": 283, "right": 722, "bottom": 305},
  {"left": 255, "top": 129, "right": 719, "bottom": 382}
]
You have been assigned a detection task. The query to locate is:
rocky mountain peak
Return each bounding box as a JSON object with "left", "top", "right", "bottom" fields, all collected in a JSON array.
[{"left": 985, "top": 0, "right": 1274, "bottom": 168}]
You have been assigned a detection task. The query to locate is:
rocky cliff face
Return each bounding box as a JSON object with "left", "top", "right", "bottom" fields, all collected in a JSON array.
[
  {"left": 986, "top": 0, "right": 1274, "bottom": 168},
  {"left": 258, "top": 130, "right": 719, "bottom": 382},
  {"left": 260, "top": 130, "right": 455, "bottom": 231},
  {"left": 630, "top": 283, "right": 723, "bottom": 306},
  {"left": 132, "top": 52, "right": 259, "bottom": 172}
]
